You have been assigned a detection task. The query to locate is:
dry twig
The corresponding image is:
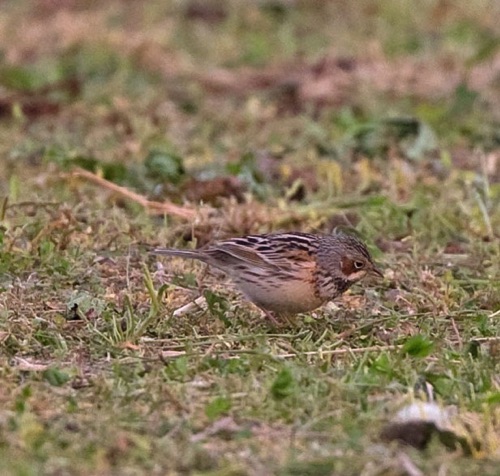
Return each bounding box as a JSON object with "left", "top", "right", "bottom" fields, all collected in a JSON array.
[{"left": 66, "top": 167, "right": 201, "bottom": 219}]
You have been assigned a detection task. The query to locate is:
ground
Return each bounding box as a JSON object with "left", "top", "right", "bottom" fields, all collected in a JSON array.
[{"left": 0, "top": 1, "right": 499, "bottom": 475}]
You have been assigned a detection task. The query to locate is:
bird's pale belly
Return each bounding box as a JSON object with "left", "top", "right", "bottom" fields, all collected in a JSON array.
[{"left": 235, "top": 277, "right": 324, "bottom": 315}]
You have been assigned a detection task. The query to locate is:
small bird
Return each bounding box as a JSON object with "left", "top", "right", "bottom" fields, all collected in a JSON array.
[{"left": 152, "top": 232, "right": 382, "bottom": 324}]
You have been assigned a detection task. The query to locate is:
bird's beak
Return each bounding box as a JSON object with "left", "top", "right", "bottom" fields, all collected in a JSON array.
[{"left": 370, "top": 266, "right": 384, "bottom": 278}]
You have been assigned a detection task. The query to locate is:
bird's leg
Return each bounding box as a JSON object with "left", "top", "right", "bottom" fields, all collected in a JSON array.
[
  {"left": 196, "top": 263, "right": 210, "bottom": 293},
  {"left": 262, "top": 309, "right": 280, "bottom": 327}
]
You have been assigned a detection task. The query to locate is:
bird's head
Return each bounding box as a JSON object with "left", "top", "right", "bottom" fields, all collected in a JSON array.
[
  {"left": 339, "top": 253, "right": 383, "bottom": 282},
  {"left": 321, "top": 232, "right": 383, "bottom": 282}
]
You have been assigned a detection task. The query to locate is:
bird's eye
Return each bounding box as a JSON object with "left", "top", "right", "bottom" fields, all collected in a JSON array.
[{"left": 353, "top": 261, "right": 365, "bottom": 270}]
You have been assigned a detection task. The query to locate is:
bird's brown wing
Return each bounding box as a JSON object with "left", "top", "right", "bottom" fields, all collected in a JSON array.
[
  {"left": 204, "top": 236, "right": 315, "bottom": 276},
  {"left": 205, "top": 242, "right": 283, "bottom": 271}
]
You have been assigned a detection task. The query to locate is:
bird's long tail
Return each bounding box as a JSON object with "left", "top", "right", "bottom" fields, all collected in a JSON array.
[{"left": 151, "top": 248, "right": 207, "bottom": 262}]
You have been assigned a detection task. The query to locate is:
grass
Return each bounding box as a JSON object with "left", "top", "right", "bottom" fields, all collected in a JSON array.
[{"left": 0, "top": 1, "right": 499, "bottom": 474}]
